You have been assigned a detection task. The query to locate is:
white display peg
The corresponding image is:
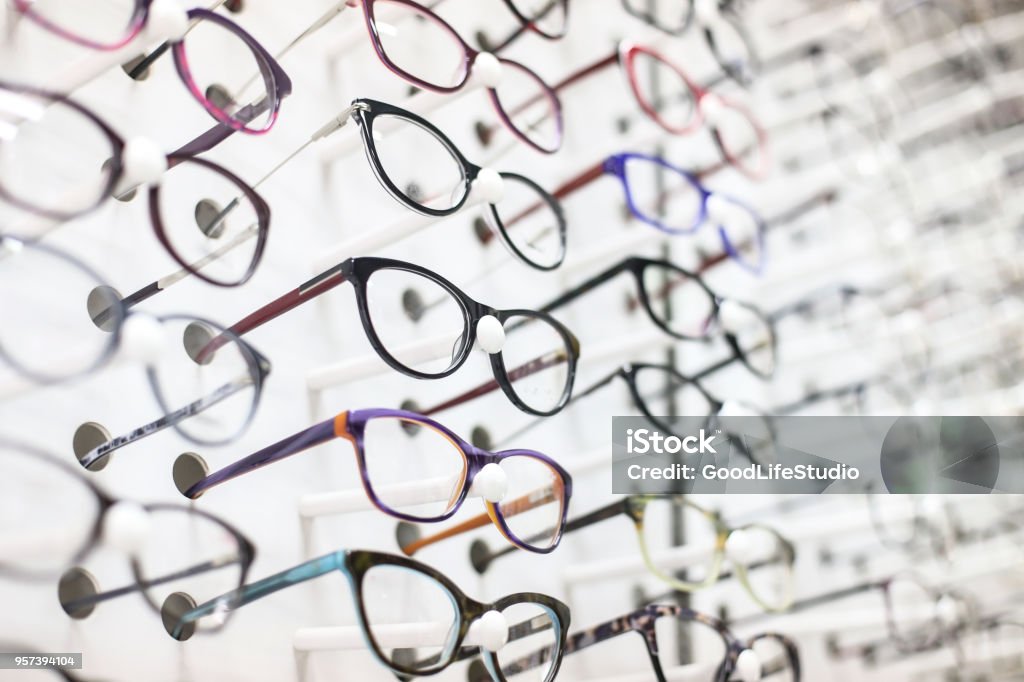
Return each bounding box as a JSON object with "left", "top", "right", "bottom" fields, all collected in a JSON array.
[
  {"left": 305, "top": 328, "right": 463, "bottom": 394},
  {"left": 115, "top": 136, "right": 168, "bottom": 196},
  {"left": 294, "top": 610, "right": 509, "bottom": 653},
  {"left": 582, "top": 328, "right": 673, "bottom": 368},
  {"left": 102, "top": 501, "right": 152, "bottom": 554},
  {"left": 475, "top": 315, "right": 506, "bottom": 355},
  {"left": 299, "top": 472, "right": 468, "bottom": 519},
  {"left": 473, "top": 463, "right": 508, "bottom": 503},
  {"left": 557, "top": 229, "right": 669, "bottom": 282},
  {"left": 317, "top": 60, "right": 497, "bottom": 166},
  {"left": 310, "top": 169, "right": 504, "bottom": 272},
  {"left": 563, "top": 543, "right": 716, "bottom": 586},
  {"left": 582, "top": 660, "right": 721, "bottom": 682},
  {"left": 44, "top": 0, "right": 189, "bottom": 95},
  {"left": 735, "top": 650, "right": 762, "bottom": 682}
]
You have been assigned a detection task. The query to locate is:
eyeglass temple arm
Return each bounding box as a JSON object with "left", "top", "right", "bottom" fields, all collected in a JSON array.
[
  {"left": 171, "top": 95, "right": 274, "bottom": 157},
  {"left": 730, "top": 579, "right": 884, "bottom": 629},
  {"left": 77, "top": 375, "right": 255, "bottom": 470},
  {"left": 489, "top": 366, "right": 622, "bottom": 445},
  {"left": 418, "top": 347, "right": 572, "bottom": 418},
  {"left": 537, "top": 258, "right": 632, "bottom": 316},
  {"left": 400, "top": 480, "right": 563, "bottom": 556},
  {"left": 552, "top": 51, "right": 619, "bottom": 93},
  {"left": 203, "top": 262, "right": 349, "bottom": 359},
  {"left": 169, "top": 551, "right": 345, "bottom": 640},
  {"left": 498, "top": 611, "right": 639, "bottom": 678},
  {"left": 183, "top": 417, "right": 340, "bottom": 498},
  {"left": 61, "top": 554, "right": 240, "bottom": 615},
  {"left": 471, "top": 498, "right": 629, "bottom": 572},
  {"left": 101, "top": 220, "right": 262, "bottom": 322}
]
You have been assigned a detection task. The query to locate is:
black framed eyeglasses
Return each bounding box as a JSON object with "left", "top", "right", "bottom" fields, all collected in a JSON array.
[
  {"left": 211, "top": 256, "right": 579, "bottom": 416},
  {"left": 539, "top": 256, "right": 777, "bottom": 376}
]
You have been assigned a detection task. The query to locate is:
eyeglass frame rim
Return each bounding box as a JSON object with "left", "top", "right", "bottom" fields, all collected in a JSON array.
[
  {"left": 360, "top": 0, "right": 564, "bottom": 154},
  {"left": 344, "top": 408, "right": 574, "bottom": 547},
  {"left": 0, "top": 438, "right": 257, "bottom": 613},
  {"left": 345, "top": 256, "right": 581, "bottom": 415}
]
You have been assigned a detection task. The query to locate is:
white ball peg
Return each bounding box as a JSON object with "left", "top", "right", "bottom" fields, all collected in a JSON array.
[
  {"left": 725, "top": 528, "right": 756, "bottom": 564},
  {"left": 471, "top": 52, "right": 504, "bottom": 88},
  {"left": 477, "top": 610, "right": 510, "bottom": 652},
  {"left": 475, "top": 168, "right": 505, "bottom": 204},
  {"left": 476, "top": 315, "right": 506, "bottom": 354},
  {"left": 121, "top": 314, "right": 169, "bottom": 365},
  {"left": 123, "top": 136, "right": 168, "bottom": 187},
  {"left": 147, "top": 0, "right": 190, "bottom": 42},
  {"left": 695, "top": 0, "right": 722, "bottom": 25},
  {"left": 103, "top": 502, "right": 152, "bottom": 554},
  {"left": 472, "top": 463, "right": 508, "bottom": 503},
  {"left": 936, "top": 594, "right": 961, "bottom": 627},
  {"left": 736, "top": 649, "right": 762, "bottom": 682},
  {"left": 718, "top": 299, "right": 752, "bottom": 335}
]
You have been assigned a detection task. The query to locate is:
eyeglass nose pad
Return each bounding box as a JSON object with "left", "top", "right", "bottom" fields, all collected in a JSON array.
[
  {"left": 470, "top": 463, "right": 508, "bottom": 503},
  {"left": 736, "top": 649, "right": 762, "bottom": 682},
  {"left": 476, "top": 315, "right": 506, "bottom": 354},
  {"left": 103, "top": 501, "right": 152, "bottom": 554},
  {"left": 120, "top": 314, "right": 170, "bottom": 364},
  {"left": 472, "top": 610, "right": 509, "bottom": 653},
  {"left": 470, "top": 52, "right": 503, "bottom": 89}
]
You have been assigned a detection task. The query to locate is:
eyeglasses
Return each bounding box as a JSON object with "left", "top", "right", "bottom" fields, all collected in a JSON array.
[
  {"left": 210, "top": 256, "right": 578, "bottom": 415},
  {"left": 151, "top": 0, "right": 561, "bottom": 154},
  {"left": 472, "top": 495, "right": 796, "bottom": 612},
  {"left": 163, "top": 548, "right": 571, "bottom": 682},
  {"left": 0, "top": 85, "right": 272, "bottom": 291},
  {"left": 173, "top": 407, "right": 572, "bottom": 554},
  {"left": 811, "top": 574, "right": 977, "bottom": 659},
  {"left": 624, "top": 0, "right": 760, "bottom": 85},
  {"left": 12, "top": 0, "right": 218, "bottom": 50},
  {"left": 467, "top": 603, "right": 801, "bottom": 682},
  {"left": 0, "top": 441, "right": 254, "bottom": 631},
  {"left": 550, "top": 153, "right": 766, "bottom": 272},
  {"left": 414, "top": 260, "right": 775, "bottom": 418},
  {"left": 542, "top": 256, "right": 776, "bottom": 359},
  {"left": 492, "top": 0, "right": 569, "bottom": 44},
  {"left": 12, "top": 4, "right": 292, "bottom": 135},
  {"left": 173, "top": 97, "right": 568, "bottom": 272},
  {"left": 0, "top": 239, "right": 273, "bottom": 470},
  {"left": 481, "top": 42, "right": 769, "bottom": 178}
]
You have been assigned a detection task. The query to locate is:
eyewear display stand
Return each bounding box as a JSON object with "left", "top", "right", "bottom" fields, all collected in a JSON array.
[{"left": 293, "top": 614, "right": 510, "bottom": 682}]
